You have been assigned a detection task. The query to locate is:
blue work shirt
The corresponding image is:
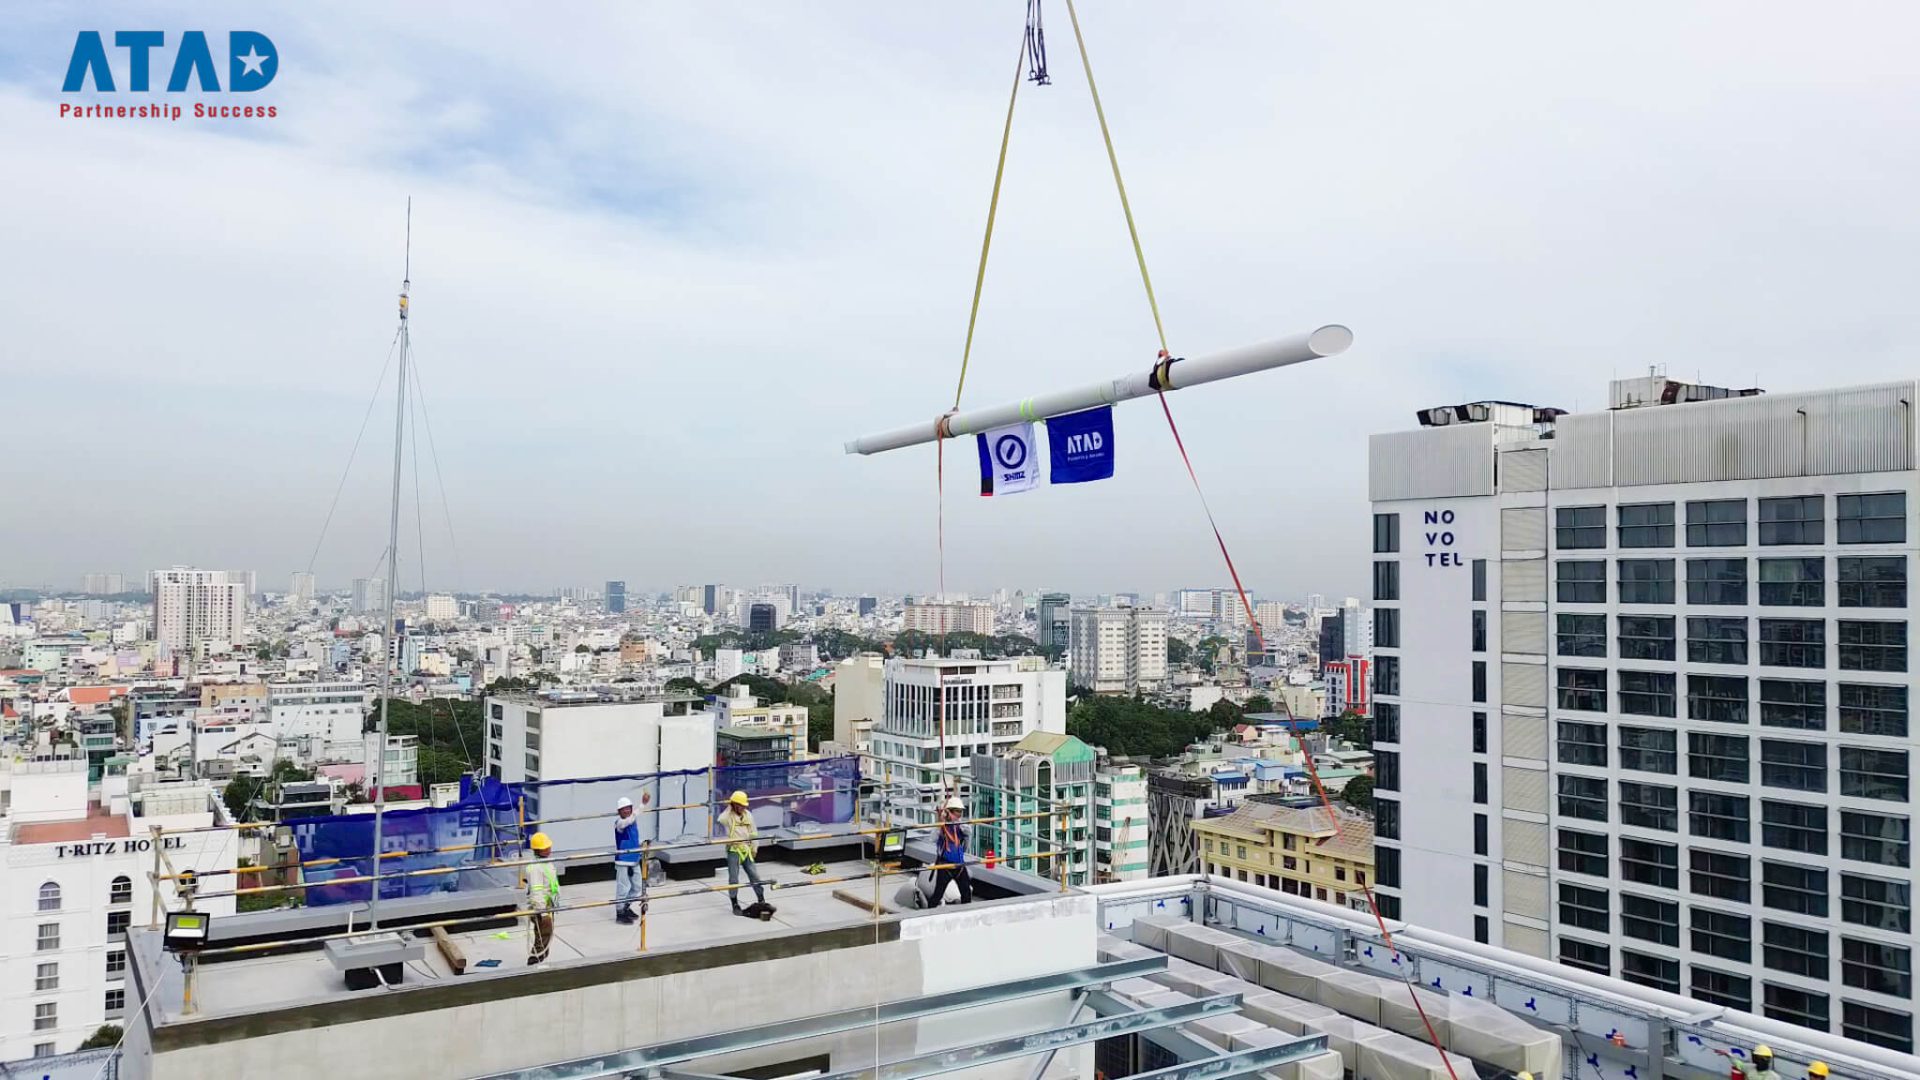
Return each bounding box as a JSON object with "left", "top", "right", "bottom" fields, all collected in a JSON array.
[
  {"left": 613, "top": 815, "right": 641, "bottom": 865},
  {"left": 936, "top": 822, "right": 968, "bottom": 866}
]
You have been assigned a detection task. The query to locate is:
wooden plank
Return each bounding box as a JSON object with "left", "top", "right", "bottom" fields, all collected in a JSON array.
[{"left": 431, "top": 925, "right": 467, "bottom": 975}]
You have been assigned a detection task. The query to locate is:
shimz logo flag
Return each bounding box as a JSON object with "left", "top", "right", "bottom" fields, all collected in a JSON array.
[
  {"left": 976, "top": 422, "right": 1039, "bottom": 496},
  {"left": 1046, "top": 406, "right": 1115, "bottom": 484}
]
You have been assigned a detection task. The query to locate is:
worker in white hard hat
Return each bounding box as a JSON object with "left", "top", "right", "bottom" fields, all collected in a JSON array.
[
  {"left": 524, "top": 832, "right": 559, "bottom": 965},
  {"left": 612, "top": 796, "right": 641, "bottom": 924},
  {"left": 720, "top": 790, "right": 768, "bottom": 914},
  {"left": 932, "top": 796, "right": 973, "bottom": 906}
]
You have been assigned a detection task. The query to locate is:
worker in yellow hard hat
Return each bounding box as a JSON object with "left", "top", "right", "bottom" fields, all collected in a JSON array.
[
  {"left": 1806, "top": 1064, "right": 1828, "bottom": 1079},
  {"left": 1720, "top": 1044, "right": 1778, "bottom": 1080},
  {"left": 720, "top": 791, "right": 767, "bottom": 915},
  {"left": 524, "top": 832, "right": 560, "bottom": 965}
]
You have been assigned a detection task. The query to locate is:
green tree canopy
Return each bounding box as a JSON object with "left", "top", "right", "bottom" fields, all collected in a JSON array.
[
  {"left": 1339, "top": 774, "right": 1375, "bottom": 812},
  {"left": 1166, "top": 637, "right": 1193, "bottom": 666},
  {"left": 1067, "top": 696, "right": 1224, "bottom": 759},
  {"left": 77, "top": 1025, "right": 121, "bottom": 1051},
  {"left": 1243, "top": 694, "right": 1273, "bottom": 715}
]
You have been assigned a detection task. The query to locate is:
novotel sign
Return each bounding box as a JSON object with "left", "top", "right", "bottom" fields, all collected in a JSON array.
[
  {"left": 1423, "top": 509, "right": 1462, "bottom": 567},
  {"left": 56, "top": 836, "right": 186, "bottom": 859}
]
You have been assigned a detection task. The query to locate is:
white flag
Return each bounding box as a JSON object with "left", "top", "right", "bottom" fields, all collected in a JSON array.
[{"left": 976, "top": 422, "right": 1040, "bottom": 496}]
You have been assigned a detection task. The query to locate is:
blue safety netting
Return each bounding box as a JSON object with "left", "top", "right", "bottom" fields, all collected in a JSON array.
[
  {"left": 289, "top": 777, "right": 519, "bottom": 906},
  {"left": 715, "top": 756, "right": 860, "bottom": 833}
]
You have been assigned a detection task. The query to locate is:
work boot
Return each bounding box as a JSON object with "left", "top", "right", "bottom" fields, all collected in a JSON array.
[{"left": 615, "top": 909, "right": 636, "bottom": 924}]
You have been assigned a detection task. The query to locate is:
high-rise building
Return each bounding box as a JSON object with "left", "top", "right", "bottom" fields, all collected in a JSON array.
[
  {"left": 703, "top": 584, "right": 720, "bottom": 615},
  {"left": 970, "top": 732, "right": 1096, "bottom": 885},
  {"left": 82, "top": 573, "right": 124, "bottom": 596},
  {"left": 351, "top": 577, "right": 384, "bottom": 614},
  {"left": 288, "top": 571, "right": 316, "bottom": 607},
  {"left": 1068, "top": 607, "right": 1169, "bottom": 694},
  {"left": 1370, "top": 376, "right": 1917, "bottom": 1047},
  {"left": 1036, "top": 592, "right": 1072, "bottom": 658},
  {"left": 1094, "top": 761, "right": 1150, "bottom": 883},
  {"left": 857, "top": 596, "right": 877, "bottom": 617},
  {"left": 149, "top": 567, "right": 248, "bottom": 658},
  {"left": 1253, "top": 601, "right": 1288, "bottom": 633},
  {"left": 605, "top": 580, "right": 626, "bottom": 614},
  {"left": 424, "top": 594, "right": 458, "bottom": 621},
  {"left": 1340, "top": 598, "right": 1373, "bottom": 659},
  {"left": 870, "top": 655, "right": 1066, "bottom": 826},
  {"left": 1317, "top": 609, "right": 1346, "bottom": 670},
  {"left": 228, "top": 570, "right": 258, "bottom": 596},
  {"left": 747, "top": 603, "right": 779, "bottom": 632},
  {"left": 832, "top": 653, "right": 886, "bottom": 753},
  {"left": 901, "top": 601, "right": 993, "bottom": 636}
]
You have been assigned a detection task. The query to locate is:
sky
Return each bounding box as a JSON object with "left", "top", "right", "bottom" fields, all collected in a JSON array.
[{"left": 5, "top": 3, "right": 1920, "bottom": 600}]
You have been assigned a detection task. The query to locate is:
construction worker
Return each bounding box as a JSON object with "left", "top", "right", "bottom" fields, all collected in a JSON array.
[
  {"left": 1718, "top": 1044, "right": 1778, "bottom": 1080},
  {"left": 720, "top": 790, "right": 767, "bottom": 915},
  {"left": 932, "top": 797, "right": 973, "bottom": 906},
  {"left": 524, "top": 832, "right": 560, "bottom": 965},
  {"left": 613, "top": 796, "right": 641, "bottom": 924}
]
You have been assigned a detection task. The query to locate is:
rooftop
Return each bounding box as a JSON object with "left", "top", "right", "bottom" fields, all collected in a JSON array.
[
  {"left": 15, "top": 804, "right": 131, "bottom": 844},
  {"left": 1194, "top": 802, "right": 1374, "bottom": 860}
]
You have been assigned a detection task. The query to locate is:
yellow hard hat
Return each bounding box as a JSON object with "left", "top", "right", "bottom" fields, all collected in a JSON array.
[
  {"left": 529, "top": 832, "right": 552, "bottom": 851},
  {"left": 729, "top": 790, "right": 750, "bottom": 806},
  {"left": 1516, "top": 1073, "right": 1533, "bottom": 1080},
  {"left": 1753, "top": 1046, "right": 1773, "bottom": 1058},
  {"left": 1808, "top": 1063, "right": 1829, "bottom": 1078}
]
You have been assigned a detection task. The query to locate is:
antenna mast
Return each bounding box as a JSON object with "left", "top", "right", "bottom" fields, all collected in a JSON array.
[{"left": 370, "top": 198, "right": 411, "bottom": 928}]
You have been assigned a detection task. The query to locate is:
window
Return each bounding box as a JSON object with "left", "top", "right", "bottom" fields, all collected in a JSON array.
[
  {"left": 1617, "top": 613, "right": 1676, "bottom": 659},
  {"left": 1759, "top": 495, "right": 1824, "bottom": 545},
  {"left": 1471, "top": 711, "right": 1487, "bottom": 754},
  {"left": 35, "top": 962, "right": 57, "bottom": 991},
  {"left": 1559, "top": 937, "right": 1609, "bottom": 975},
  {"left": 37, "top": 882, "right": 60, "bottom": 912},
  {"left": 1556, "top": 613, "right": 1606, "bottom": 657},
  {"left": 1376, "top": 846, "right": 1400, "bottom": 889},
  {"left": 1691, "top": 849, "right": 1751, "bottom": 903},
  {"left": 1557, "top": 560, "right": 1605, "bottom": 603},
  {"left": 1375, "top": 798, "right": 1400, "bottom": 841},
  {"left": 1841, "top": 747, "right": 1908, "bottom": 801},
  {"left": 1559, "top": 828, "right": 1608, "bottom": 876},
  {"left": 1374, "top": 892, "right": 1401, "bottom": 919},
  {"left": 1375, "top": 750, "right": 1399, "bottom": 792},
  {"left": 1838, "top": 492, "right": 1905, "bottom": 544},
  {"left": 1687, "top": 617, "right": 1748, "bottom": 665},
  {"left": 1839, "top": 620, "right": 1907, "bottom": 672},
  {"left": 1761, "top": 739, "right": 1827, "bottom": 793},
  {"left": 105, "top": 988, "right": 125, "bottom": 1014},
  {"left": 1559, "top": 775, "right": 1607, "bottom": 821},
  {"left": 36, "top": 923, "right": 59, "bottom": 952},
  {"left": 107, "top": 949, "right": 126, "bottom": 976},
  {"left": 1618, "top": 670, "right": 1676, "bottom": 717},
  {"left": 1473, "top": 863, "right": 1488, "bottom": 907},
  {"left": 1621, "top": 950, "right": 1681, "bottom": 994},
  {"left": 1842, "top": 810, "right": 1910, "bottom": 869},
  {"left": 1686, "top": 558, "right": 1748, "bottom": 605},
  {"left": 1618, "top": 726, "right": 1677, "bottom": 774},
  {"left": 1471, "top": 660, "right": 1486, "bottom": 703},
  {"left": 1841, "top": 874, "right": 1911, "bottom": 933},
  {"left": 1373, "top": 513, "right": 1400, "bottom": 553},
  {"left": 1618, "top": 781, "right": 1678, "bottom": 831},
  {"left": 1557, "top": 721, "right": 1607, "bottom": 766},
  {"left": 1688, "top": 675, "right": 1749, "bottom": 725},
  {"left": 1764, "top": 983, "right": 1830, "bottom": 1032},
  {"left": 1374, "top": 608, "right": 1399, "bottom": 649},
  {"left": 1762, "top": 800, "right": 1828, "bottom": 855},
  {"left": 1617, "top": 559, "right": 1676, "bottom": 604},
  {"left": 1622, "top": 894, "right": 1680, "bottom": 946},
  {"left": 1373, "top": 702, "right": 1400, "bottom": 744},
  {"left": 1618, "top": 502, "right": 1674, "bottom": 548},
  {"left": 490, "top": 702, "right": 504, "bottom": 720},
  {"left": 1758, "top": 556, "right": 1824, "bottom": 606},
  {"left": 107, "top": 910, "right": 131, "bottom": 938},
  {"left": 1473, "top": 814, "right": 1488, "bottom": 855},
  {"left": 1373, "top": 561, "right": 1399, "bottom": 602},
  {"left": 1764, "top": 922, "right": 1829, "bottom": 979},
  {"left": 1837, "top": 556, "right": 1907, "bottom": 610},
  {"left": 1687, "top": 499, "right": 1747, "bottom": 546},
  {"left": 1473, "top": 762, "right": 1488, "bottom": 804},
  {"left": 1692, "top": 967, "right": 1752, "bottom": 1012},
  {"left": 1620, "top": 836, "right": 1679, "bottom": 888},
  {"left": 109, "top": 875, "right": 132, "bottom": 905},
  {"left": 1844, "top": 1001, "right": 1915, "bottom": 1055},
  {"left": 1471, "top": 559, "right": 1486, "bottom": 601},
  {"left": 1474, "top": 915, "right": 1489, "bottom": 944},
  {"left": 1763, "top": 861, "right": 1830, "bottom": 917},
  {"left": 1556, "top": 506, "right": 1606, "bottom": 549},
  {"left": 1558, "top": 883, "right": 1610, "bottom": 932},
  {"left": 1759, "top": 678, "right": 1825, "bottom": 730},
  {"left": 1689, "top": 732, "right": 1750, "bottom": 783},
  {"left": 1691, "top": 906, "right": 1753, "bottom": 962},
  {"left": 33, "top": 1003, "right": 55, "bottom": 1032},
  {"left": 1373, "top": 655, "right": 1399, "bottom": 696},
  {"left": 1839, "top": 683, "right": 1908, "bottom": 737},
  {"left": 1758, "top": 618, "right": 1826, "bottom": 669},
  {"left": 1691, "top": 791, "right": 1750, "bottom": 842},
  {"left": 1556, "top": 668, "right": 1606, "bottom": 712},
  {"left": 33, "top": 1044, "right": 54, "bottom": 1060},
  {"left": 1470, "top": 608, "right": 1485, "bottom": 652}
]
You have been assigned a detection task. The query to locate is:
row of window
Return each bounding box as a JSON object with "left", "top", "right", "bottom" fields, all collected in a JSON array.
[
  {"left": 1551, "top": 494, "right": 1906, "bottom": 549},
  {"left": 1558, "top": 668, "right": 1912, "bottom": 728},
  {"left": 1558, "top": 777, "right": 1913, "bottom": 854},
  {"left": 34, "top": 911, "right": 132, "bottom": 950},
  {"left": 1557, "top": 556, "right": 1907, "bottom": 608},
  {"left": 1556, "top": 828, "right": 1911, "bottom": 923},
  {"left": 28, "top": 991, "right": 129, "bottom": 1035},
  {"left": 1557, "top": 614, "right": 1911, "bottom": 677},
  {"left": 36, "top": 876, "right": 134, "bottom": 911},
  {"left": 1559, "top": 723, "right": 1911, "bottom": 793},
  {"left": 1554, "top": 938, "right": 1913, "bottom": 1050},
  {"left": 34, "top": 951, "right": 130, "bottom": 992}
]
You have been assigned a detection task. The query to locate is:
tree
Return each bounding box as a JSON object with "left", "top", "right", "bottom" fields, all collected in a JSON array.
[
  {"left": 1194, "top": 636, "right": 1230, "bottom": 674},
  {"left": 574, "top": 644, "right": 591, "bottom": 653},
  {"left": 1067, "top": 696, "right": 1224, "bottom": 759},
  {"left": 77, "top": 1025, "right": 121, "bottom": 1051},
  {"left": 788, "top": 681, "right": 835, "bottom": 751},
  {"left": 222, "top": 774, "right": 262, "bottom": 819},
  {"left": 711, "top": 673, "right": 788, "bottom": 704},
  {"left": 1165, "top": 637, "right": 1193, "bottom": 667},
  {"left": 1208, "top": 699, "right": 1243, "bottom": 728},
  {"left": 1243, "top": 694, "right": 1273, "bottom": 715},
  {"left": 1329, "top": 708, "right": 1370, "bottom": 748},
  {"left": 664, "top": 676, "right": 707, "bottom": 697},
  {"left": 1339, "top": 774, "right": 1375, "bottom": 813}
]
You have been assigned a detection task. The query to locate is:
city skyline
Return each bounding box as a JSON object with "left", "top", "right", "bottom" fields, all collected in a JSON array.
[{"left": 9, "top": 6, "right": 1920, "bottom": 597}]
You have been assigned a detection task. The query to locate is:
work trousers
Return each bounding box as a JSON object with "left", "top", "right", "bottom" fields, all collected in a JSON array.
[
  {"left": 932, "top": 865, "right": 973, "bottom": 906},
  {"left": 727, "top": 850, "right": 767, "bottom": 908},
  {"left": 614, "top": 862, "right": 642, "bottom": 915},
  {"left": 528, "top": 912, "right": 554, "bottom": 963}
]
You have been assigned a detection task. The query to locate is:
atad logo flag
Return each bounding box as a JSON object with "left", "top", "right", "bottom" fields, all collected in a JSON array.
[
  {"left": 1046, "top": 406, "right": 1115, "bottom": 485},
  {"left": 976, "top": 422, "right": 1039, "bottom": 496},
  {"left": 59, "top": 30, "right": 279, "bottom": 122}
]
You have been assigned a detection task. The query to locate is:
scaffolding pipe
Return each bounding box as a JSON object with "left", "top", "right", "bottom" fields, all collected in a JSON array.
[{"left": 844, "top": 326, "right": 1351, "bottom": 455}]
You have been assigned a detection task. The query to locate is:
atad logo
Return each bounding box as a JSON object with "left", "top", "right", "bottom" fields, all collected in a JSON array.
[{"left": 60, "top": 31, "right": 279, "bottom": 122}]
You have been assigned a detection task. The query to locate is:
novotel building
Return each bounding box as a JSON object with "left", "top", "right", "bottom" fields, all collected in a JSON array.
[{"left": 1, "top": 758, "right": 235, "bottom": 1060}]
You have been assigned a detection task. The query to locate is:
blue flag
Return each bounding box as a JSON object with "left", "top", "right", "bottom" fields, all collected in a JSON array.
[{"left": 1047, "top": 406, "right": 1115, "bottom": 484}]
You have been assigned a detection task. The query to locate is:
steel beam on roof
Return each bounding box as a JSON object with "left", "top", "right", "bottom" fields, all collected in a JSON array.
[
  {"left": 1082, "top": 991, "right": 1218, "bottom": 1062},
  {"left": 473, "top": 957, "right": 1167, "bottom": 1080},
  {"left": 805, "top": 994, "right": 1246, "bottom": 1080},
  {"left": 1120, "top": 1039, "right": 1333, "bottom": 1080}
]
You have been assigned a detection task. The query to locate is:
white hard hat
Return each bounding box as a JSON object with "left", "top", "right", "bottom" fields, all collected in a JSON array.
[
  {"left": 616, "top": 797, "right": 633, "bottom": 810},
  {"left": 945, "top": 797, "right": 965, "bottom": 811}
]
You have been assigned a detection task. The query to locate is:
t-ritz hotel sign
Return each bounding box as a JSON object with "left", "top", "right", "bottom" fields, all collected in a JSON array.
[
  {"left": 1422, "top": 509, "right": 1462, "bottom": 567},
  {"left": 56, "top": 835, "right": 186, "bottom": 859}
]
